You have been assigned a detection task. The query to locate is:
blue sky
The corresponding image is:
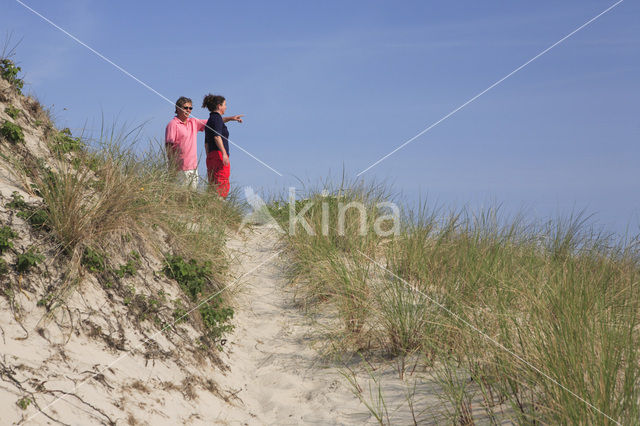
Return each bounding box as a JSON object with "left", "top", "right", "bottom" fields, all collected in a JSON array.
[{"left": 2, "top": 0, "right": 639, "bottom": 236}]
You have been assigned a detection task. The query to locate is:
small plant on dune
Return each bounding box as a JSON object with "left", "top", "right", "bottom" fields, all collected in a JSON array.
[
  {"left": 81, "top": 246, "right": 105, "bottom": 273},
  {"left": 0, "top": 120, "right": 24, "bottom": 144},
  {"left": 129, "top": 293, "right": 163, "bottom": 323},
  {"left": 15, "top": 396, "right": 31, "bottom": 410},
  {"left": 4, "top": 105, "right": 20, "bottom": 119},
  {"left": 0, "top": 258, "right": 9, "bottom": 276},
  {"left": 115, "top": 251, "right": 141, "bottom": 278},
  {"left": 163, "top": 254, "right": 234, "bottom": 342},
  {"left": 163, "top": 255, "right": 212, "bottom": 300},
  {"left": 199, "top": 299, "right": 234, "bottom": 342},
  {"left": 16, "top": 247, "right": 44, "bottom": 273},
  {"left": 37, "top": 292, "right": 54, "bottom": 308},
  {"left": 0, "top": 225, "right": 17, "bottom": 254},
  {"left": 172, "top": 299, "right": 188, "bottom": 324},
  {"left": 8, "top": 191, "right": 49, "bottom": 230},
  {"left": 6, "top": 191, "right": 28, "bottom": 210},
  {"left": 17, "top": 207, "right": 48, "bottom": 230},
  {"left": 0, "top": 58, "right": 24, "bottom": 93},
  {"left": 50, "top": 127, "right": 83, "bottom": 154}
]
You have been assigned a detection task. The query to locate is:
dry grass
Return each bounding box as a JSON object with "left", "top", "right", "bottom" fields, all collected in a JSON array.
[{"left": 270, "top": 182, "right": 640, "bottom": 424}]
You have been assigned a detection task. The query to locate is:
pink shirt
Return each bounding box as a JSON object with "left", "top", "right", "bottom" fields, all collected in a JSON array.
[{"left": 165, "top": 116, "right": 207, "bottom": 171}]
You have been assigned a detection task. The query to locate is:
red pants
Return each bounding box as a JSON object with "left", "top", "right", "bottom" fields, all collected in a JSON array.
[{"left": 206, "top": 150, "right": 230, "bottom": 198}]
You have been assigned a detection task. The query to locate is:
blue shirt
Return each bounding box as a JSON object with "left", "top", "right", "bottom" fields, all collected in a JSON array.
[{"left": 205, "top": 112, "right": 230, "bottom": 156}]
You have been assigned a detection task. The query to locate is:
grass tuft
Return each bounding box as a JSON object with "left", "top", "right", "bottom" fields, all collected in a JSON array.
[{"left": 272, "top": 181, "right": 640, "bottom": 423}]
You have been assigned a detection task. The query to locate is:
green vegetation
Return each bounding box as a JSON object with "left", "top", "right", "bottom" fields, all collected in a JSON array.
[
  {"left": 199, "top": 300, "right": 234, "bottom": 341},
  {"left": 6, "top": 191, "right": 28, "bottom": 210},
  {"left": 81, "top": 247, "right": 105, "bottom": 273},
  {"left": 0, "top": 120, "right": 24, "bottom": 144},
  {"left": 163, "top": 255, "right": 212, "bottom": 300},
  {"left": 270, "top": 182, "right": 640, "bottom": 424},
  {"left": 16, "top": 248, "right": 44, "bottom": 273},
  {"left": 15, "top": 396, "right": 31, "bottom": 410},
  {"left": 37, "top": 292, "right": 54, "bottom": 308},
  {"left": 4, "top": 105, "right": 21, "bottom": 119},
  {"left": 0, "top": 225, "right": 17, "bottom": 253},
  {"left": 172, "top": 300, "right": 188, "bottom": 324},
  {"left": 0, "top": 58, "right": 24, "bottom": 93},
  {"left": 164, "top": 254, "right": 235, "bottom": 343},
  {"left": 115, "top": 251, "right": 140, "bottom": 278},
  {"left": 0, "top": 112, "right": 241, "bottom": 356},
  {"left": 51, "top": 128, "right": 83, "bottom": 153},
  {"left": 17, "top": 208, "right": 47, "bottom": 229},
  {"left": 0, "top": 259, "right": 9, "bottom": 276},
  {"left": 8, "top": 191, "right": 48, "bottom": 230}
]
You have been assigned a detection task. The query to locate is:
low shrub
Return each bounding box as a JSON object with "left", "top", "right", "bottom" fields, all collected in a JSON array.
[
  {"left": 199, "top": 298, "right": 234, "bottom": 341},
  {"left": 115, "top": 252, "right": 140, "bottom": 278},
  {"left": 51, "top": 128, "right": 83, "bottom": 153},
  {"left": 163, "top": 255, "right": 212, "bottom": 301},
  {"left": 4, "top": 105, "right": 20, "bottom": 119},
  {"left": 163, "top": 254, "right": 234, "bottom": 342},
  {"left": 17, "top": 208, "right": 48, "bottom": 229},
  {"left": 6, "top": 191, "right": 28, "bottom": 210},
  {"left": 16, "top": 248, "right": 44, "bottom": 273},
  {"left": 81, "top": 247, "right": 105, "bottom": 273},
  {"left": 0, "top": 225, "right": 17, "bottom": 254},
  {"left": 8, "top": 191, "right": 49, "bottom": 230},
  {"left": 0, "top": 120, "right": 24, "bottom": 144},
  {"left": 0, "top": 258, "right": 8, "bottom": 276},
  {"left": 0, "top": 58, "right": 23, "bottom": 93}
]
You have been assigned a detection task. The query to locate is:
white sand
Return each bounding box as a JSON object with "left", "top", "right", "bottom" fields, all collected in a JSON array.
[
  {"left": 210, "top": 224, "right": 372, "bottom": 424},
  {"left": 1, "top": 219, "right": 447, "bottom": 425},
  {"left": 210, "top": 224, "right": 453, "bottom": 425}
]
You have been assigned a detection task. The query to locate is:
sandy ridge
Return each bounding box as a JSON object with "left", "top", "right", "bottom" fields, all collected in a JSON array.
[{"left": 214, "top": 224, "right": 372, "bottom": 425}]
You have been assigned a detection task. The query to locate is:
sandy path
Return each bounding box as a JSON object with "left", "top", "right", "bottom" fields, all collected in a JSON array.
[{"left": 214, "top": 224, "right": 373, "bottom": 425}]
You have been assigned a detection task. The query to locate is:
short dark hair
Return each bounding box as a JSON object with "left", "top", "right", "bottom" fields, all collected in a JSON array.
[
  {"left": 202, "top": 94, "right": 226, "bottom": 112},
  {"left": 175, "top": 96, "right": 192, "bottom": 114}
]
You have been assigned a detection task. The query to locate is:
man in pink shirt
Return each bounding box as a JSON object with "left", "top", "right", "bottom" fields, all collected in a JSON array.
[
  {"left": 165, "top": 96, "right": 243, "bottom": 190},
  {"left": 165, "top": 96, "right": 207, "bottom": 190}
]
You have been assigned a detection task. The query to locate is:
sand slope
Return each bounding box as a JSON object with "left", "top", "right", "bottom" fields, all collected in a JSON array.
[{"left": 211, "top": 224, "right": 373, "bottom": 424}]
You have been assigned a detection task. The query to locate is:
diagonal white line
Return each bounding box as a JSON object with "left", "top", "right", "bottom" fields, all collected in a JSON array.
[
  {"left": 357, "top": 249, "right": 620, "bottom": 425},
  {"left": 14, "top": 0, "right": 283, "bottom": 177},
  {"left": 27, "top": 249, "right": 283, "bottom": 422},
  {"left": 357, "top": 0, "right": 625, "bottom": 176}
]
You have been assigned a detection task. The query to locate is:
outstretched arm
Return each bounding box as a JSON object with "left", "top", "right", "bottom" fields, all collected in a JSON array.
[{"left": 223, "top": 115, "right": 244, "bottom": 123}]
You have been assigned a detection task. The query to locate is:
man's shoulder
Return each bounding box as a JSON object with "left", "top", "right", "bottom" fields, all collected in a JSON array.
[
  {"left": 166, "top": 116, "right": 180, "bottom": 128},
  {"left": 185, "top": 117, "right": 206, "bottom": 126}
]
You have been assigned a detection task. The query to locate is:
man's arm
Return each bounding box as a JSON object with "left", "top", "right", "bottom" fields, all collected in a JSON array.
[
  {"left": 165, "top": 122, "right": 179, "bottom": 168},
  {"left": 165, "top": 121, "right": 176, "bottom": 145},
  {"left": 223, "top": 115, "right": 244, "bottom": 123}
]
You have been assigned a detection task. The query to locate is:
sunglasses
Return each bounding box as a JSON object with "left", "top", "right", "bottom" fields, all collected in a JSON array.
[{"left": 182, "top": 106, "right": 193, "bottom": 110}]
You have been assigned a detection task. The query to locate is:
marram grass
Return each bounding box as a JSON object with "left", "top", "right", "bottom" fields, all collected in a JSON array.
[{"left": 270, "top": 182, "right": 640, "bottom": 424}]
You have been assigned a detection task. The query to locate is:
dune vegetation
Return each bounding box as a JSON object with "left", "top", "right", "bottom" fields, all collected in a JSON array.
[
  {"left": 3, "top": 44, "right": 639, "bottom": 424},
  {"left": 1, "top": 48, "right": 241, "bottom": 372},
  {"left": 268, "top": 181, "right": 640, "bottom": 424}
]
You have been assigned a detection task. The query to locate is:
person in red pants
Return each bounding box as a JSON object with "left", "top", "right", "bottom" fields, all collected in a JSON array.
[{"left": 202, "top": 94, "right": 243, "bottom": 197}]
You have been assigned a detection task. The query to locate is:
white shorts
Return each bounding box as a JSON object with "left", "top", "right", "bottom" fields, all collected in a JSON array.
[{"left": 176, "top": 169, "right": 199, "bottom": 190}]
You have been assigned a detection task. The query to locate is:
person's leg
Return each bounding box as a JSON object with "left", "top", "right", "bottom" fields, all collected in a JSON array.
[
  {"left": 206, "top": 151, "right": 219, "bottom": 186},
  {"left": 186, "top": 169, "right": 199, "bottom": 191},
  {"left": 206, "top": 151, "right": 230, "bottom": 198},
  {"left": 214, "top": 163, "right": 230, "bottom": 197},
  {"left": 176, "top": 169, "right": 198, "bottom": 190}
]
